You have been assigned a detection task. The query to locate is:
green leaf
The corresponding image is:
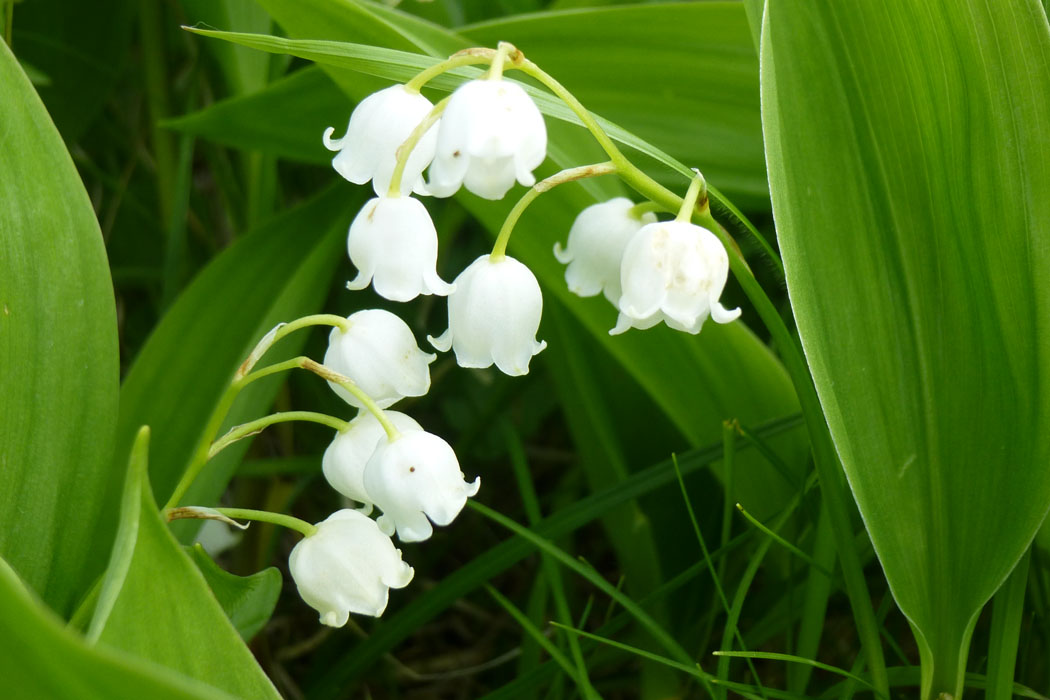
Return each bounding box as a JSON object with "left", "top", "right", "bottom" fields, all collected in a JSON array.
[
  {"left": 0, "top": 37, "right": 120, "bottom": 615},
  {"left": 0, "top": 556, "right": 239, "bottom": 700},
  {"left": 87, "top": 427, "right": 151, "bottom": 643},
  {"left": 164, "top": 67, "right": 348, "bottom": 164},
  {"left": 181, "top": 0, "right": 272, "bottom": 95},
  {"left": 459, "top": 3, "right": 767, "bottom": 210},
  {"left": 543, "top": 302, "right": 666, "bottom": 594},
  {"left": 761, "top": 2, "right": 1050, "bottom": 697},
  {"left": 183, "top": 28, "right": 699, "bottom": 182},
  {"left": 186, "top": 545, "right": 282, "bottom": 642},
  {"left": 112, "top": 185, "right": 354, "bottom": 514},
  {"left": 985, "top": 550, "right": 1030, "bottom": 700},
  {"left": 97, "top": 440, "right": 281, "bottom": 699},
  {"left": 253, "top": 0, "right": 468, "bottom": 104}
]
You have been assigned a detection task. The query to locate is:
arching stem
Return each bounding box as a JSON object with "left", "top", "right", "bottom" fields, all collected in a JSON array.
[
  {"left": 165, "top": 505, "right": 317, "bottom": 538},
  {"left": 208, "top": 411, "right": 350, "bottom": 460},
  {"left": 491, "top": 162, "right": 617, "bottom": 260}
]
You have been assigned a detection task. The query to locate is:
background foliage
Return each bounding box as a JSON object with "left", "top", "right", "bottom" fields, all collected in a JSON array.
[{"left": 1, "top": 1, "right": 1048, "bottom": 699}]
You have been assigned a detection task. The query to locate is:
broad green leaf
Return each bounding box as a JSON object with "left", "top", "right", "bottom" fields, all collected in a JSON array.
[
  {"left": 0, "top": 557, "right": 238, "bottom": 700},
  {"left": 761, "top": 2, "right": 1050, "bottom": 697},
  {"left": 97, "top": 437, "right": 281, "bottom": 699},
  {"left": 164, "top": 67, "right": 348, "bottom": 164},
  {"left": 0, "top": 38, "right": 120, "bottom": 615},
  {"left": 87, "top": 427, "right": 151, "bottom": 643},
  {"left": 186, "top": 545, "right": 282, "bottom": 642},
  {"left": 460, "top": 3, "right": 767, "bottom": 210},
  {"left": 112, "top": 186, "right": 353, "bottom": 513}
]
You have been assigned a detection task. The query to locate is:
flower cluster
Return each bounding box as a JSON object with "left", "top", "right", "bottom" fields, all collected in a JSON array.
[
  {"left": 554, "top": 197, "right": 739, "bottom": 335},
  {"left": 290, "top": 309, "right": 480, "bottom": 625},
  {"left": 324, "top": 66, "right": 549, "bottom": 375},
  {"left": 290, "top": 42, "right": 742, "bottom": 627}
]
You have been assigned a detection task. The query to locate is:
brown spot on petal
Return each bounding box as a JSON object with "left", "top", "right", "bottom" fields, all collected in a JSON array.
[
  {"left": 452, "top": 150, "right": 461, "bottom": 158},
  {"left": 409, "top": 466, "right": 416, "bottom": 473},
  {"left": 366, "top": 203, "right": 378, "bottom": 222}
]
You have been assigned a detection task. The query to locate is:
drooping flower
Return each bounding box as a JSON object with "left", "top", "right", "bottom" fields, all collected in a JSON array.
[
  {"left": 289, "top": 509, "right": 414, "bottom": 625},
  {"left": 429, "top": 254, "right": 547, "bottom": 376},
  {"left": 323, "top": 309, "right": 435, "bottom": 408},
  {"left": 322, "top": 84, "right": 437, "bottom": 196},
  {"left": 554, "top": 197, "right": 657, "bottom": 305},
  {"left": 345, "top": 196, "right": 453, "bottom": 302},
  {"left": 363, "top": 430, "right": 480, "bottom": 543},
  {"left": 322, "top": 410, "right": 423, "bottom": 513},
  {"left": 610, "top": 220, "right": 741, "bottom": 335},
  {"left": 427, "top": 79, "right": 547, "bottom": 200}
]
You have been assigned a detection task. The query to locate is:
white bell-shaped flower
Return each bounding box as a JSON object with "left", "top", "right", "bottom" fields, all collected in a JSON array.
[
  {"left": 554, "top": 198, "right": 657, "bottom": 305},
  {"left": 610, "top": 220, "right": 741, "bottom": 335},
  {"left": 345, "top": 196, "right": 453, "bottom": 302},
  {"left": 323, "top": 309, "right": 435, "bottom": 408},
  {"left": 427, "top": 79, "right": 547, "bottom": 200},
  {"left": 322, "top": 410, "right": 423, "bottom": 512},
  {"left": 323, "top": 84, "right": 437, "bottom": 196},
  {"left": 364, "top": 430, "right": 480, "bottom": 542},
  {"left": 289, "top": 509, "right": 414, "bottom": 625},
  {"left": 428, "top": 254, "right": 547, "bottom": 376}
]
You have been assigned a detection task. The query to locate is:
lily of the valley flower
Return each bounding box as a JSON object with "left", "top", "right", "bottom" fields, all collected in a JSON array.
[
  {"left": 611, "top": 220, "right": 740, "bottom": 335},
  {"left": 346, "top": 196, "right": 453, "bottom": 302},
  {"left": 427, "top": 79, "right": 547, "bottom": 200},
  {"left": 554, "top": 197, "right": 657, "bottom": 305},
  {"left": 429, "top": 254, "right": 547, "bottom": 376},
  {"left": 323, "top": 309, "right": 435, "bottom": 408},
  {"left": 323, "top": 84, "right": 437, "bottom": 196},
  {"left": 364, "top": 430, "right": 480, "bottom": 542},
  {"left": 322, "top": 410, "right": 423, "bottom": 513},
  {"left": 289, "top": 509, "right": 414, "bottom": 625}
]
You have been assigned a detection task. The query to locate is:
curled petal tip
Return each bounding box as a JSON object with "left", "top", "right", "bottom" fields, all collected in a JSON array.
[
  {"left": 322, "top": 126, "right": 343, "bottom": 151},
  {"left": 425, "top": 273, "right": 455, "bottom": 297},
  {"left": 385, "top": 562, "right": 415, "bottom": 588},
  {"left": 376, "top": 514, "right": 396, "bottom": 537},
  {"left": 320, "top": 610, "right": 345, "bottom": 627},
  {"left": 711, "top": 303, "right": 742, "bottom": 324},
  {"left": 428, "top": 329, "right": 453, "bottom": 352},
  {"left": 425, "top": 177, "right": 457, "bottom": 199},
  {"left": 609, "top": 314, "right": 633, "bottom": 336},
  {"left": 552, "top": 241, "right": 573, "bottom": 264},
  {"left": 346, "top": 273, "right": 371, "bottom": 291}
]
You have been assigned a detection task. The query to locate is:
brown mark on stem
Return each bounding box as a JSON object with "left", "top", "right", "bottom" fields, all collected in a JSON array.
[{"left": 164, "top": 506, "right": 249, "bottom": 529}]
